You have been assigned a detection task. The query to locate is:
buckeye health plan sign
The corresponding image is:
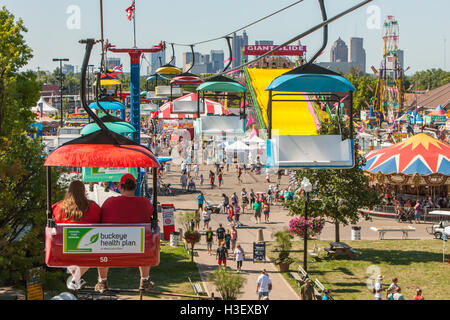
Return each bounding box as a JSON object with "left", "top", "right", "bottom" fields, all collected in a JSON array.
[{"left": 63, "top": 227, "right": 145, "bottom": 254}]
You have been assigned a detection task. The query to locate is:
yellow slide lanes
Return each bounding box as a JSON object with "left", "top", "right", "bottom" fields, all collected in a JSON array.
[{"left": 247, "top": 68, "right": 319, "bottom": 136}]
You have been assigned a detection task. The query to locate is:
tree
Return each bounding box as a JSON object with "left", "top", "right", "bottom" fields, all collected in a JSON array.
[
  {"left": 344, "top": 73, "right": 378, "bottom": 113},
  {"left": 0, "top": 7, "right": 65, "bottom": 288},
  {"left": 406, "top": 68, "right": 450, "bottom": 91},
  {"left": 207, "top": 267, "right": 246, "bottom": 300},
  {"left": 0, "top": 6, "right": 33, "bottom": 135},
  {"left": 284, "top": 117, "right": 381, "bottom": 242}
]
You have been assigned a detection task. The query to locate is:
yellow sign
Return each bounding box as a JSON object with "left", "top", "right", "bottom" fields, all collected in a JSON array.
[{"left": 27, "top": 283, "right": 43, "bottom": 300}]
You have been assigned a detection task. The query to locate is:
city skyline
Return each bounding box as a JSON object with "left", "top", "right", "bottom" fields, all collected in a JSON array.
[{"left": 3, "top": 0, "right": 448, "bottom": 75}]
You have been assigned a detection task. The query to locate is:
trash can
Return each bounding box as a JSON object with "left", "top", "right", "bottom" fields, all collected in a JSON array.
[
  {"left": 351, "top": 226, "right": 361, "bottom": 240},
  {"left": 170, "top": 231, "right": 180, "bottom": 247}
]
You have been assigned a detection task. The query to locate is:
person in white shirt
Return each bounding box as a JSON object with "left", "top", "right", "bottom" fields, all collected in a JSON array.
[
  {"left": 233, "top": 243, "right": 245, "bottom": 272},
  {"left": 194, "top": 163, "right": 199, "bottom": 178},
  {"left": 393, "top": 287, "right": 405, "bottom": 300},
  {"left": 256, "top": 269, "right": 272, "bottom": 300},
  {"left": 374, "top": 275, "right": 384, "bottom": 300},
  {"left": 180, "top": 161, "right": 186, "bottom": 173}
]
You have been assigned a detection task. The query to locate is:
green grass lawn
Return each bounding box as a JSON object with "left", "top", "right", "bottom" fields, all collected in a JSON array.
[
  {"left": 267, "top": 240, "right": 450, "bottom": 300},
  {"left": 81, "top": 242, "right": 203, "bottom": 299}
]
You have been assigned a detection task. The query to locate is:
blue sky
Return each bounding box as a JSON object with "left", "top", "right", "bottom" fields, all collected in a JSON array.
[{"left": 3, "top": 0, "right": 449, "bottom": 75}]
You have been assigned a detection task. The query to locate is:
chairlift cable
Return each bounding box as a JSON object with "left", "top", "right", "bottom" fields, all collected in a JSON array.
[
  {"left": 169, "top": 0, "right": 306, "bottom": 47},
  {"left": 203, "top": 0, "right": 373, "bottom": 80}
]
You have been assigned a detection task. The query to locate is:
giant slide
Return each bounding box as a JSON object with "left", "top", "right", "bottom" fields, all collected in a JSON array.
[{"left": 245, "top": 68, "right": 323, "bottom": 136}]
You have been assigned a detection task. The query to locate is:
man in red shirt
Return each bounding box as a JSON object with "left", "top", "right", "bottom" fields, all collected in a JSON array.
[{"left": 95, "top": 174, "right": 155, "bottom": 293}]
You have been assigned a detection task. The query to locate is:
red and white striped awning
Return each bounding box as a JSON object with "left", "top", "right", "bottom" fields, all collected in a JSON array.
[
  {"left": 159, "top": 93, "right": 230, "bottom": 119},
  {"left": 170, "top": 75, "right": 204, "bottom": 85}
]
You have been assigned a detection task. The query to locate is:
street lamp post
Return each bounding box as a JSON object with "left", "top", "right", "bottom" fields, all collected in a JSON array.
[
  {"left": 301, "top": 177, "right": 313, "bottom": 272},
  {"left": 52, "top": 58, "right": 69, "bottom": 127}
]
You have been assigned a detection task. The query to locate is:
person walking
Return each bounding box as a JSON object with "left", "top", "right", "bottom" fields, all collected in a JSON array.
[
  {"left": 196, "top": 192, "right": 206, "bottom": 212},
  {"left": 180, "top": 172, "right": 188, "bottom": 191},
  {"left": 414, "top": 200, "right": 422, "bottom": 224},
  {"left": 237, "top": 166, "right": 243, "bottom": 184},
  {"left": 224, "top": 230, "right": 231, "bottom": 250},
  {"left": 230, "top": 225, "right": 238, "bottom": 250},
  {"left": 202, "top": 207, "right": 211, "bottom": 230},
  {"left": 218, "top": 170, "right": 224, "bottom": 188},
  {"left": 222, "top": 194, "right": 230, "bottom": 214},
  {"left": 233, "top": 243, "right": 245, "bottom": 273},
  {"left": 300, "top": 278, "right": 317, "bottom": 300},
  {"left": 241, "top": 188, "right": 249, "bottom": 214},
  {"left": 227, "top": 204, "right": 235, "bottom": 226},
  {"left": 234, "top": 203, "right": 242, "bottom": 227},
  {"left": 216, "top": 223, "right": 226, "bottom": 247},
  {"left": 250, "top": 189, "right": 256, "bottom": 209},
  {"left": 256, "top": 269, "right": 272, "bottom": 300},
  {"left": 199, "top": 173, "right": 204, "bottom": 186},
  {"left": 253, "top": 198, "right": 262, "bottom": 224},
  {"left": 193, "top": 163, "right": 199, "bottom": 179},
  {"left": 263, "top": 201, "right": 270, "bottom": 223},
  {"left": 216, "top": 241, "right": 228, "bottom": 267},
  {"left": 209, "top": 170, "right": 215, "bottom": 189},
  {"left": 205, "top": 227, "right": 214, "bottom": 255}
]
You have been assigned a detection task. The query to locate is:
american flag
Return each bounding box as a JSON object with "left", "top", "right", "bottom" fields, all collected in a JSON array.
[
  {"left": 112, "top": 64, "right": 123, "bottom": 73},
  {"left": 125, "top": 1, "right": 135, "bottom": 21}
]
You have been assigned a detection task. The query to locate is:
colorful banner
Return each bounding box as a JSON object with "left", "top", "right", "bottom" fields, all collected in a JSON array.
[
  {"left": 63, "top": 226, "right": 145, "bottom": 254},
  {"left": 66, "top": 113, "right": 90, "bottom": 123},
  {"left": 244, "top": 45, "right": 306, "bottom": 56},
  {"left": 82, "top": 167, "right": 137, "bottom": 183}
]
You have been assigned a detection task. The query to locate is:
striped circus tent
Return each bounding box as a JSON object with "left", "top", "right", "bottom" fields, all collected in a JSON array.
[
  {"left": 362, "top": 133, "right": 450, "bottom": 175},
  {"left": 158, "top": 93, "right": 230, "bottom": 119}
]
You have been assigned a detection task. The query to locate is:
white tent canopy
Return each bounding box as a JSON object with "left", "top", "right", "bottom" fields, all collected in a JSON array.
[
  {"left": 225, "top": 140, "right": 258, "bottom": 153},
  {"left": 31, "top": 98, "right": 58, "bottom": 114},
  {"left": 244, "top": 135, "right": 266, "bottom": 145}
]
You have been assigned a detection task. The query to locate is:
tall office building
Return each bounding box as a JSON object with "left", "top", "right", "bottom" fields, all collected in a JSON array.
[
  {"left": 330, "top": 37, "right": 348, "bottom": 62},
  {"left": 255, "top": 40, "right": 274, "bottom": 46},
  {"left": 150, "top": 51, "right": 166, "bottom": 74},
  {"left": 349, "top": 37, "right": 366, "bottom": 73},
  {"left": 210, "top": 50, "right": 224, "bottom": 73},
  {"left": 61, "top": 64, "right": 75, "bottom": 74},
  {"left": 232, "top": 31, "right": 248, "bottom": 68},
  {"left": 106, "top": 57, "right": 121, "bottom": 71}
]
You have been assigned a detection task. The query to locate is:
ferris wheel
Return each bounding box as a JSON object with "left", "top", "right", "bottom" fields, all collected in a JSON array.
[{"left": 373, "top": 16, "right": 406, "bottom": 123}]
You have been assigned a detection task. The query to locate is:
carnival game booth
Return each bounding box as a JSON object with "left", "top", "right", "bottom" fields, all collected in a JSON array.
[
  {"left": 424, "top": 105, "right": 447, "bottom": 126},
  {"left": 362, "top": 133, "right": 450, "bottom": 216},
  {"left": 44, "top": 39, "right": 161, "bottom": 269},
  {"left": 265, "top": 63, "right": 356, "bottom": 169}
]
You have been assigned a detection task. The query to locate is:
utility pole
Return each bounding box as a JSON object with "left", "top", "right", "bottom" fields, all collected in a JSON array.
[{"left": 52, "top": 58, "right": 69, "bottom": 127}]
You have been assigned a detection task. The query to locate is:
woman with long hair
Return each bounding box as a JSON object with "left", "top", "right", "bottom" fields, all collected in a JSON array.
[{"left": 52, "top": 180, "right": 101, "bottom": 290}]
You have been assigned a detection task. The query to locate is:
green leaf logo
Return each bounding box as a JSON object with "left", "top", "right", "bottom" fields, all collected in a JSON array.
[{"left": 87, "top": 233, "right": 99, "bottom": 246}]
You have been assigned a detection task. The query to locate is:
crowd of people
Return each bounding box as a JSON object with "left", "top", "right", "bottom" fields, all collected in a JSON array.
[{"left": 374, "top": 276, "right": 425, "bottom": 300}]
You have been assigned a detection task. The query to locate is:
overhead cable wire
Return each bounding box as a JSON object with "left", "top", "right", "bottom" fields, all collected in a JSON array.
[
  {"left": 169, "top": 0, "right": 306, "bottom": 47},
  {"left": 203, "top": 0, "right": 373, "bottom": 80}
]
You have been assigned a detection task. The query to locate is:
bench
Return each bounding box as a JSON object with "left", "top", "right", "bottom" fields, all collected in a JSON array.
[
  {"left": 370, "top": 226, "right": 416, "bottom": 240},
  {"left": 188, "top": 277, "right": 205, "bottom": 296},
  {"left": 308, "top": 244, "right": 321, "bottom": 261},
  {"left": 314, "top": 279, "right": 334, "bottom": 300},
  {"left": 290, "top": 265, "right": 309, "bottom": 286}
]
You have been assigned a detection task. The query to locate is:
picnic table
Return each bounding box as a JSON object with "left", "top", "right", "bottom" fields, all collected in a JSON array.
[
  {"left": 370, "top": 226, "right": 416, "bottom": 240},
  {"left": 324, "top": 242, "right": 357, "bottom": 259}
]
